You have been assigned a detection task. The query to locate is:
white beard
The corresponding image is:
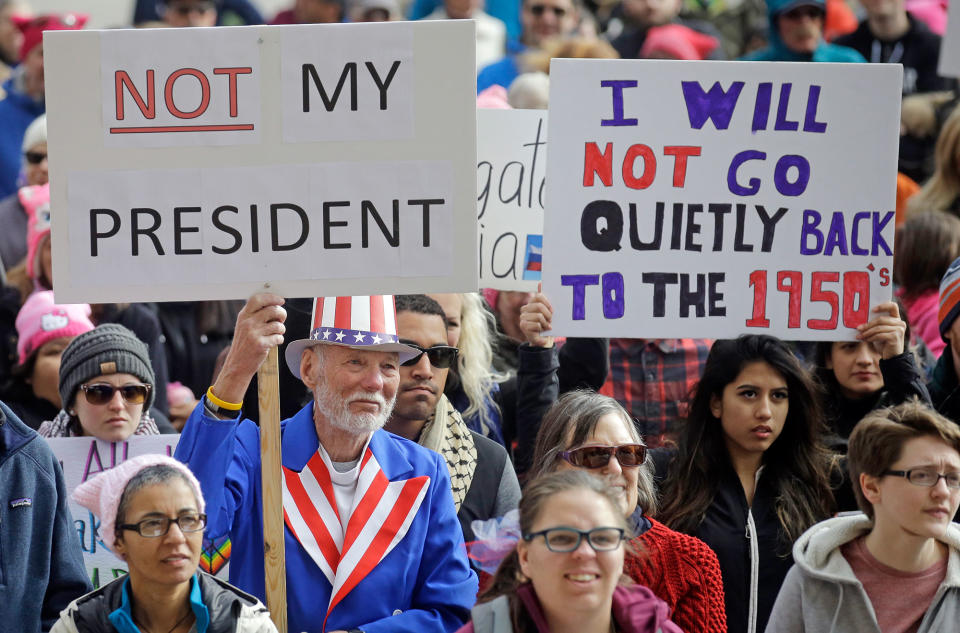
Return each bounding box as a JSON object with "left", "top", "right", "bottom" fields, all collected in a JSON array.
[{"left": 313, "top": 378, "right": 395, "bottom": 435}]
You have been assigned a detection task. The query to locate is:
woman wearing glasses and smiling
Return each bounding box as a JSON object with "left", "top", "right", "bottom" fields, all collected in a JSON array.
[
  {"left": 38, "top": 324, "right": 161, "bottom": 441},
  {"left": 458, "top": 470, "right": 681, "bottom": 633},
  {"left": 523, "top": 390, "right": 727, "bottom": 633},
  {"left": 767, "top": 400, "right": 960, "bottom": 633},
  {"left": 51, "top": 454, "right": 276, "bottom": 633}
]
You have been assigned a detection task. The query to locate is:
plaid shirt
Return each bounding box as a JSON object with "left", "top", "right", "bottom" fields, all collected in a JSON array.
[{"left": 599, "top": 338, "right": 712, "bottom": 446}]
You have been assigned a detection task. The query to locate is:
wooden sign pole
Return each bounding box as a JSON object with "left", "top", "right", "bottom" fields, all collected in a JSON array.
[{"left": 258, "top": 347, "right": 288, "bottom": 633}]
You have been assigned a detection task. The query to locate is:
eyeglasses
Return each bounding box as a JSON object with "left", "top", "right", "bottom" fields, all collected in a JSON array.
[
  {"left": 523, "top": 526, "right": 626, "bottom": 552},
  {"left": 119, "top": 513, "right": 207, "bottom": 538},
  {"left": 528, "top": 3, "right": 567, "bottom": 17},
  {"left": 400, "top": 343, "right": 459, "bottom": 369},
  {"left": 80, "top": 383, "right": 151, "bottom": 406},
  {"left": 884, "top": 468, "right": 960, "bottom": 489},
  {"left": 24, "top": 151, "right": 47, "bottom": 165},
  {"left": 560, "top": 444, "right": 646, "bottom": 469}
]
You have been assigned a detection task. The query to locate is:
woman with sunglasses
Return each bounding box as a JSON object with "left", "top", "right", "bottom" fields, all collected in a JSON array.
[
  {"left": 657, "top": 335, "right": 837, "bottom": 633},
  {"left": 38, "top": 324, "right": 161, "bottom": 441},
  {"left": 458, "top": 470, "right": 681, "bottom": 633},
  {"left": 525, "top": 390, "right": 727, "bottom": 633},
  {"left": 52, "top": 453, "right": 277, "bottom": 633}
]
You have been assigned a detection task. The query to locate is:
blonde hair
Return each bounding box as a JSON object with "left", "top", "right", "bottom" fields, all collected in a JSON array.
[
  {"left": 909, "top": 105, "right": 960, "bottom": 215},
  {"left": 457, "top": 293, "right": 508, "bottom": 432}
]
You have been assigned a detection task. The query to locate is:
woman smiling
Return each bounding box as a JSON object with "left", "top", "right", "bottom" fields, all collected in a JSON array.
[{"left": 458, "top": 470, "right": 681, "bottom": 633}]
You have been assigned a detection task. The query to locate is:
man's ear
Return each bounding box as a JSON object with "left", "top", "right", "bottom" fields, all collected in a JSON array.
[{"left": 300, "top": 348, "right": 318, "bottom": 391}]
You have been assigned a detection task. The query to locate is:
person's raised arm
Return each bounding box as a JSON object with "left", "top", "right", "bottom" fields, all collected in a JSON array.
[
  {"left": 174, "top": 293, "right": 286, "bottom": 536},
  {"left": 860, "top": 301, "right": 931, "bottom": 405}
]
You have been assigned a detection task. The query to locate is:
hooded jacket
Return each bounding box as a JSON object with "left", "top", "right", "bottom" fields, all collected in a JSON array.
[
  {"left": 765, "top": 514, "right": 960, "bottom": 633},
  {"left": 740, "top": 0, "right": 866, "bottom": 62},
  {"left": 458, "top": 583, "right": 683, "bottom": 633}
]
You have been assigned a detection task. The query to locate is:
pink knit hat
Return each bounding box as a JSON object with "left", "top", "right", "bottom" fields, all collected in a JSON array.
[
  {"left": 71, "top": 454, "right": 206, "bottom": 555},
  {"left": 15, "top": 290, "right": 93, "bottom": 365},
  {"left": 19, "top": 183, "right": 50, "bottom": 283},
  {"left": 640, "top": 24, "right": 719, "bottom": 60}
]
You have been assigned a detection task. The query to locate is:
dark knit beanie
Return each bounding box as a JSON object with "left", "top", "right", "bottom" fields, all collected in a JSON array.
[{"left": 59, "top": 324, "right": 156, "bottom": 410}]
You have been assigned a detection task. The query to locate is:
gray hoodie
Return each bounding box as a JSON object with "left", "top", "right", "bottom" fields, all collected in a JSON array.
[{"left": 765, "top": 514, "right": 960, "bottom": 633}]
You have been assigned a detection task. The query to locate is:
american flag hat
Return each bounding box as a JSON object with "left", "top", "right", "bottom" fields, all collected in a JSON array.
[{"left": 284, "top": 295, "right": 419, "bottom": 379}]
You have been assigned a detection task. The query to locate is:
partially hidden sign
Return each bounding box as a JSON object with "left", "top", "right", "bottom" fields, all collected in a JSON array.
[
  {"left": 44, "top": 22, "right": 477, "bottom": 303},
  {"left": 542, "top": 60, "right": 901, "bottom": 340},
  {"left": 941, "top": 0, "right": 960, "bottom": 78},
  {"left": 477, "top": 109, "right": 547, "bottom": 291},
  {"left": 46, "top": 435, "right": 231, "bottom": 588}
]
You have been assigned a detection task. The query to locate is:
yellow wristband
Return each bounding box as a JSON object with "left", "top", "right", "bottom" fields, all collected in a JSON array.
[{"left": 206, "top": 387, "right": 242, "bottom": 411}]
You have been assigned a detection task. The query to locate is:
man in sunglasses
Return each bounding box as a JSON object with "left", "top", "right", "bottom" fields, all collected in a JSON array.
[
  {"left": 740, "top": 0, "right": 865, "bottom": 61},
  {"left": 385, "top": 295, "right": 520, "bottom": 543},
  {"left": 477, "top": 0, "right": 579, "bottom": 91},
  {"left": 175, "top": 293, "right": 478, "bottom": 633}
]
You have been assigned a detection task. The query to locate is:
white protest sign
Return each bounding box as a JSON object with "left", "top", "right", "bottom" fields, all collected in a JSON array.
[
  {"left": 542, "top": 60, "right": 901, "bottom": 340},
  {"left": 47, "top": 435, "right": 232, "bottom": 589},
  {"left": 44, "top": 22, "right": 477, "bottom": 303},
  {"left": 477, "top": 109, "right": 547, "bottom": 291},
  {"left": 941, "top": 0, "right": 960, "bottom": 78}
]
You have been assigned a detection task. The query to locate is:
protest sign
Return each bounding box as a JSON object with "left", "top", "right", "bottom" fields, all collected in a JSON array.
[
  {"left": 477, "top": 109, "right": 547, "bottom": 291},
  {"left": 46, "top": 434, "right": 231, "bottom": 589},
  {"left": 542, "top": 60, "right": 901, "bottom": 340},
  {"left": 941, "top": 0, "right": 960, "bottom": 78},
  {"left": 43, "top": 21, "right": 477, "bottom": 304}
]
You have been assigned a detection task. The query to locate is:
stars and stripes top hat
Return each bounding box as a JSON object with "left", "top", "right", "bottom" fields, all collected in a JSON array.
[{"left": 285, "top": 295, "right": 419, "bottom": 378}]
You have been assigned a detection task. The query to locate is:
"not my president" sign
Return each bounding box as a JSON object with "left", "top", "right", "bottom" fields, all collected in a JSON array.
[{"left": 44, "top": 22, "right": 477, "bottom": 303}]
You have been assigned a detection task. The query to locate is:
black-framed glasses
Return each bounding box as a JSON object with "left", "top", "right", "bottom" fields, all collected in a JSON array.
[
  {"left": 523, "top": 526, "right": 626, "bottom": 552},
  {"left": 80, "top": 383, "right": 151, "bottom": 406},
  {"left": 24, "top": 151, "right": 46, "bottom": 165},
  {"left": 884, "top": 468, "right": 960, "bottom": 489},
  {"left": 528, "top": 4, "right": 567, "bottom": 17},
  {"left": 560, "top": 444, "right": 646, "bottom": 469},
  {"left": 118, "top": 513, "right": 207, "bottom": 538},
  {"left": 400, "top": 343, "right": 459, "bottom": 369},
  {"left": 164, "top": 0, "right": 217, "bottom": 15}
]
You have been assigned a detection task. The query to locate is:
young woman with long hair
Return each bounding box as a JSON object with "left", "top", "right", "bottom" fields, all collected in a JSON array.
[{"left": 657, "top": 334, "right": 838, "bottom": 633}]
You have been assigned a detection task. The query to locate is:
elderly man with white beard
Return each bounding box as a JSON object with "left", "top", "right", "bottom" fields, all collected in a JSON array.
[{"left": 175, "top": 293, "right": 478, "bottom": 633}]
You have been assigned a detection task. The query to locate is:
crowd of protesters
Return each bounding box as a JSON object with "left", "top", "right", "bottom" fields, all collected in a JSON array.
[{"left": 2, "top": 0, "right": 960, "bottom": 632}]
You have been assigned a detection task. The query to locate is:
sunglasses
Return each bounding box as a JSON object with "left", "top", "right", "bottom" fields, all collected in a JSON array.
[
  {"left": 528, "top": 4, "right": 567, "bottom": 16},
  {"left": 80, "top": 383, "right": 151, "bottom": 406},
  {"left": 400, "top": 343, "right": 459, "bottom": 369},
  {"left": 24, "top": 151, "right": 46, "bottom": 165},
  {"left": 560, "top": 444, "right": 646, "bottom": 469}
]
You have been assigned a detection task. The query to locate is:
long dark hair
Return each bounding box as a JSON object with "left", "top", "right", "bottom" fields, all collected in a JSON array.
[
  {"left": 658, "top": 335, "right": 836, "bottom": 546},
  {"left": 479, "top": 471, "right": 631, "bottom": 632}
]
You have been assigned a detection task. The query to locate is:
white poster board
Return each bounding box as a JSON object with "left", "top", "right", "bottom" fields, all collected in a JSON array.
[
  {"left": 477, "top": 109, "right": 547, "bottom": 291},
  {"left": 542, "top": 60, "right": 901, "bottom": 340},
  {"left": 941, "top": 0, "right": 960, "bottom": 78},
  {"left": 47, "top": 435, "right": 231, "bottom": 589},
  {"left": 44, "top": 22, "right": 477, "bottom": 303}
]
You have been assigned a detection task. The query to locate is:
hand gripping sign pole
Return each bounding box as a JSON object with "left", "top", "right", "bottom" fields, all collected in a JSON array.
[{"left": 258, "top": 347, "right": 287, "bottom": 633}]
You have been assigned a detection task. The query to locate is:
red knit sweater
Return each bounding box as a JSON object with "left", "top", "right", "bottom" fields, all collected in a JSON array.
[{"left": 624, "top": 517, "right": 727, "bottom": 633}]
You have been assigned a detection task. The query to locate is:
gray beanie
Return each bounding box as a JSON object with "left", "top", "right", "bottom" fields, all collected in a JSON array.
[{"left": 59, "top": 324, "right": 156, "bottom": 411}]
